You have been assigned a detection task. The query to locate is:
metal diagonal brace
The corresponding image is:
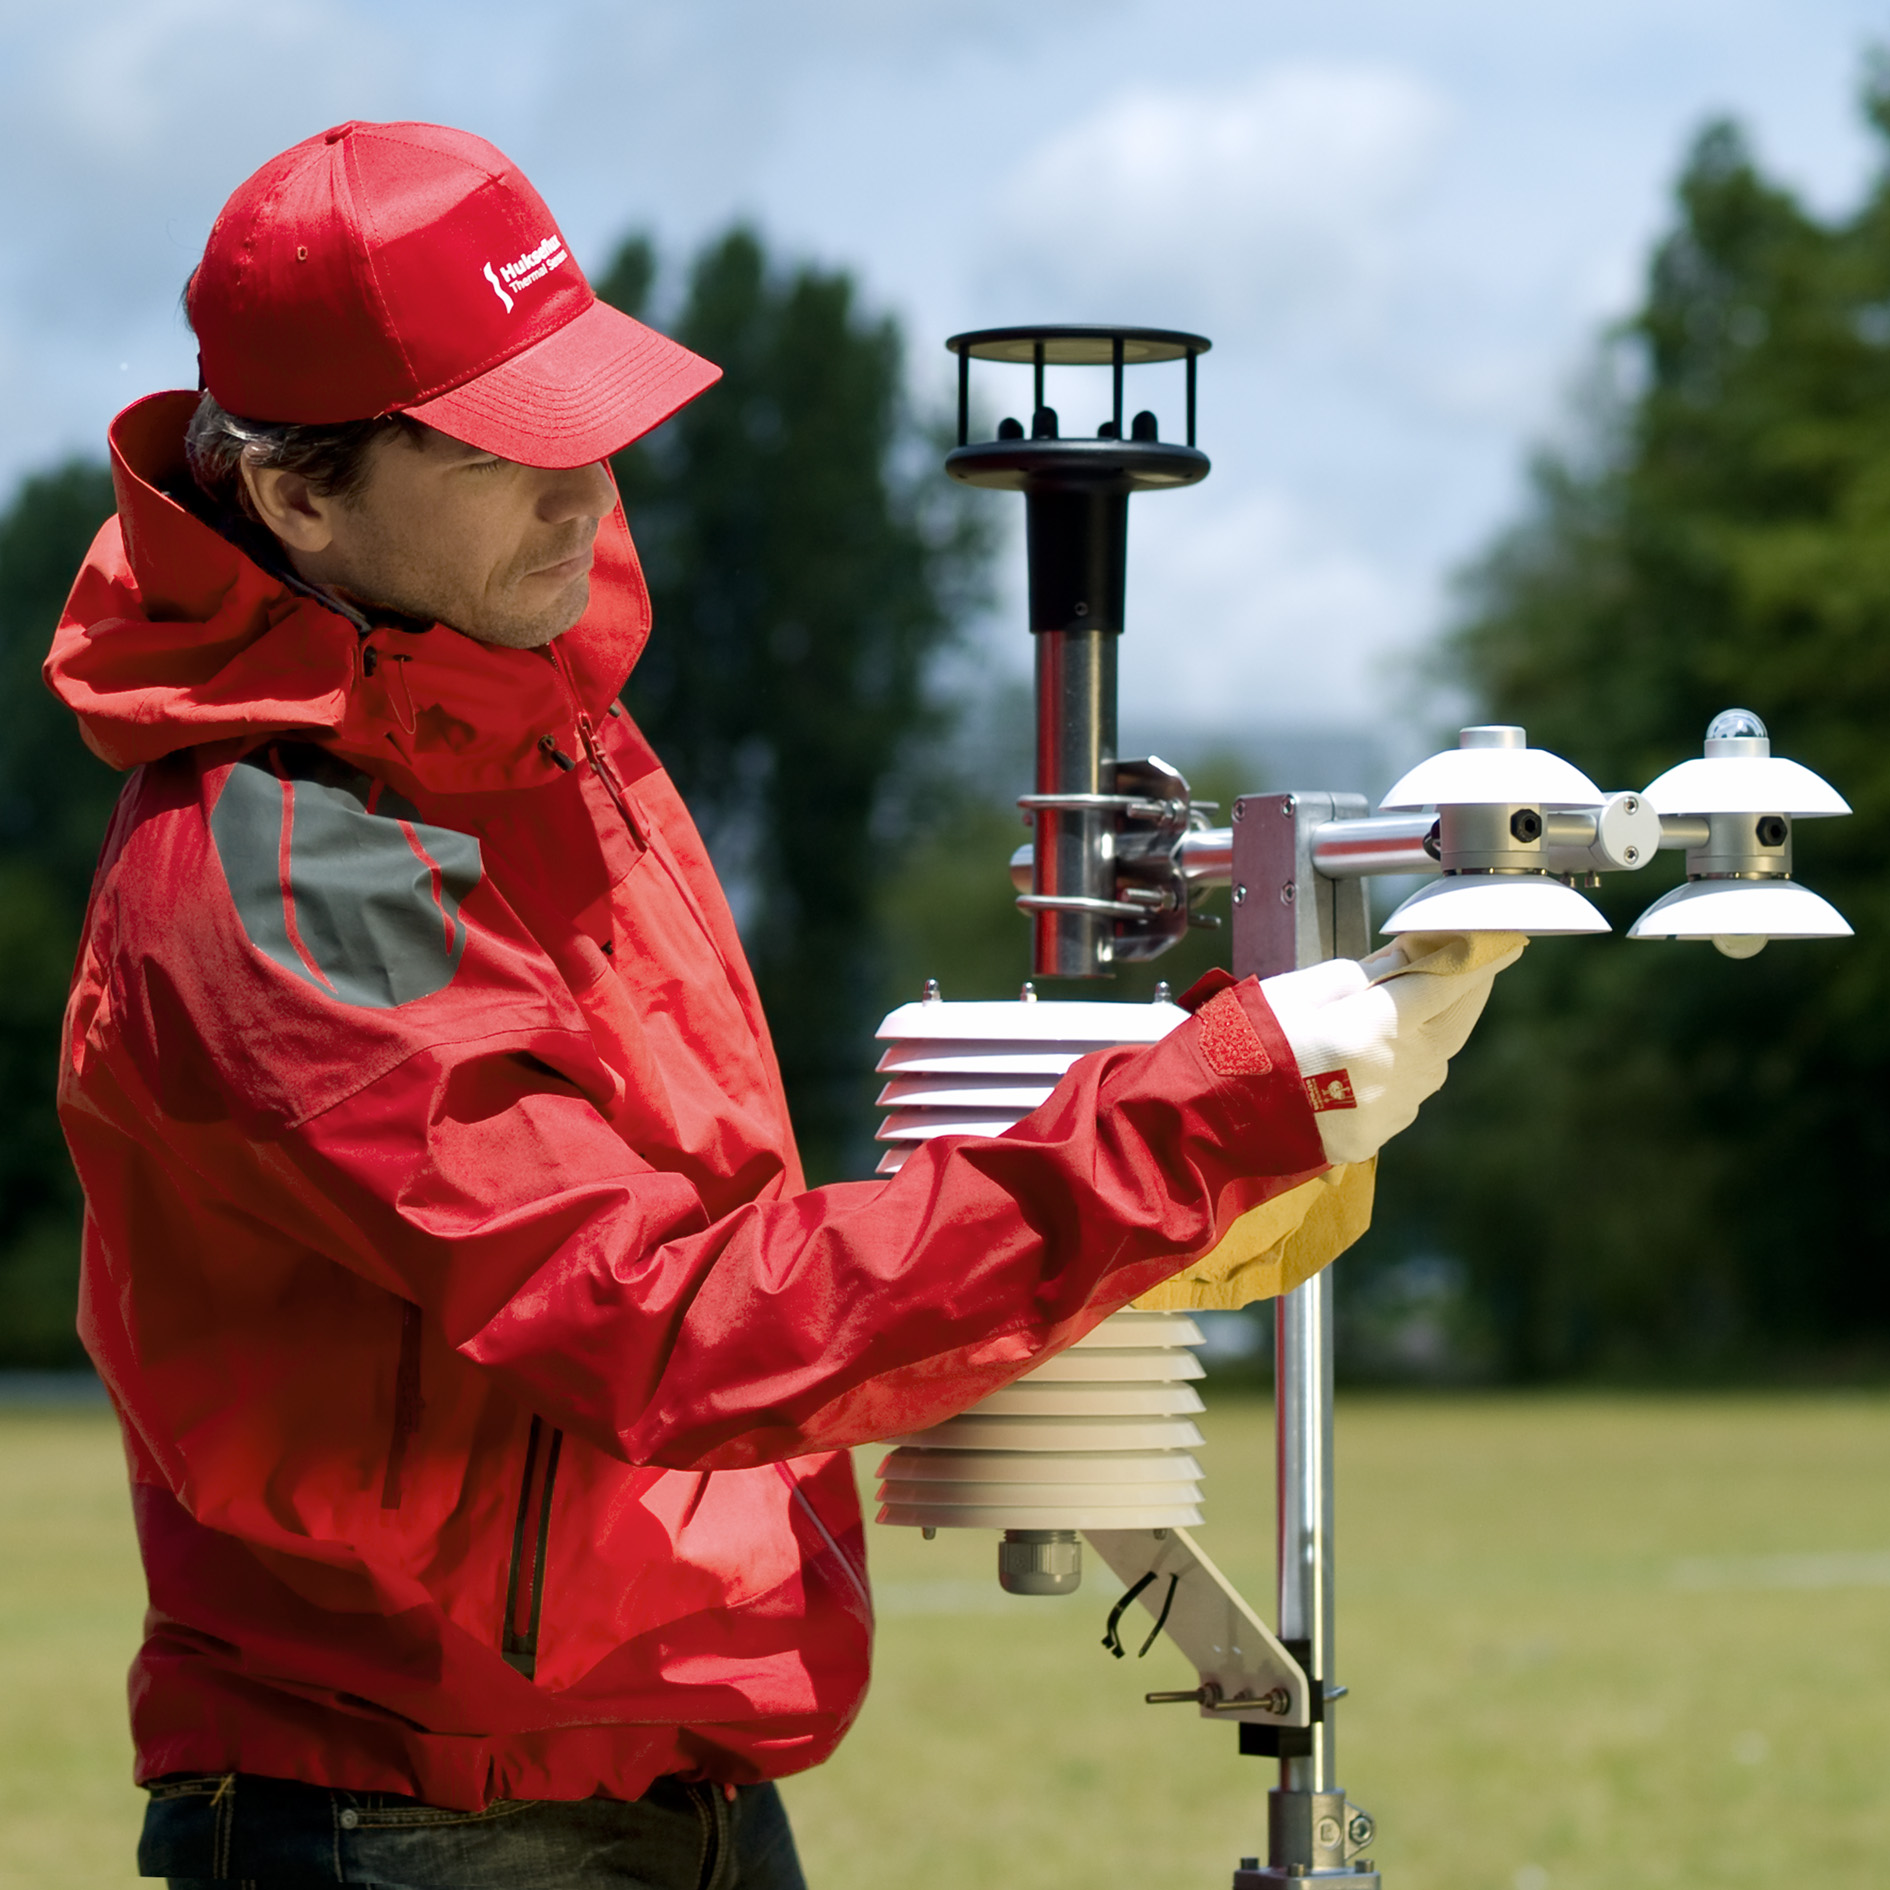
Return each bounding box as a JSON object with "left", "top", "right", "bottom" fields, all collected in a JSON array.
[{"left": 1084, "top": 1527, "right": 1313, "bottom": 1727}]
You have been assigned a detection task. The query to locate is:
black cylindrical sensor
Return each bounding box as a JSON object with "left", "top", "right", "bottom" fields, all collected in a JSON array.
[{"left": 945, "top": 326, "right": 1211, "bottom": 977}]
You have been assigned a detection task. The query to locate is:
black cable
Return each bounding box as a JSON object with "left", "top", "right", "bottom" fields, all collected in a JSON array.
[
  {"left": 1101, "top": 1570, "right": 1157, "bottom": 1659},
  {"left": 1137, "top": 1573, "right": 1181, "bottom": 1658}
]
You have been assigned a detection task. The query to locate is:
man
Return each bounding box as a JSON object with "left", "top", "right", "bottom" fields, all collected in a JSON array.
[{"left": 47, "top": 122, "right": 1510, "bottom": 1887}]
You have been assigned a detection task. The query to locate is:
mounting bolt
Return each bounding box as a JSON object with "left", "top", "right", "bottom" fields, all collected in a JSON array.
[
  {"left": 1757, "top": 815, "right": 1789, "bottom": 847},
  {"left": 1145, "top": 1683, "right": 1222, "bottom": 1707},
  {"left": 1233, "top": 884, "right": 1247, "bottom": 905},
  {"left": 1280, "top": 882, "right": 1296, "bottom": 905},
  {"left": 1348, "top": 1813, "right": 1375, "bottom": 1846},
  {"left": 1280, "top": 795, "right": 1297, "bottom": 817},
  {"left": 1509, "top": 807, "right": 1544, "bottom": 843}
]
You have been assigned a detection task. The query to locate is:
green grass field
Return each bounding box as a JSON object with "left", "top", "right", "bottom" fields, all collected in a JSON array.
[{"left": 5, "top": 1394, "right": 1888, "bottom": 1889}]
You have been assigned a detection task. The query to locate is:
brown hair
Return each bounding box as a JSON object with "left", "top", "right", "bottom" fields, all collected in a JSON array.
[{"left": 184, "top": 391, "right": 421, "bottom": 525}]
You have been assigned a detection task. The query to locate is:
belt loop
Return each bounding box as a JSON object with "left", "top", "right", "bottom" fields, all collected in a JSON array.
[
  {"left": 210, "top": 1772, "right": 237, "bottom": 1878},
  {"left": 694, "top": 1776, "right": 735, "bottom": 1890}
]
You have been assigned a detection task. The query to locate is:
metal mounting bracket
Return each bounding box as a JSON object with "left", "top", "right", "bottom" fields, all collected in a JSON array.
[{"left": 1084, "top": 1526, "right": 1313, "bottom": 1727}]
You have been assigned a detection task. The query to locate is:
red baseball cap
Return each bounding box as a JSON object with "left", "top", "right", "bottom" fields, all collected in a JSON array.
[{"left": 187, "top": 121, "right": 720, "bottom": 468}]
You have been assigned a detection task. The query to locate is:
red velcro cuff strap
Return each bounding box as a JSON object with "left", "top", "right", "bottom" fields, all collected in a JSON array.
[{"left": 1195, "top": 985, "right": 1273, "bottom": 1077}]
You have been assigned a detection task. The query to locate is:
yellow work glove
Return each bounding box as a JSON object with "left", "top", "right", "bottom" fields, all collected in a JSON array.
[{"left": 1134, "top": 1158, "right": 1377, "bottom": 1312}]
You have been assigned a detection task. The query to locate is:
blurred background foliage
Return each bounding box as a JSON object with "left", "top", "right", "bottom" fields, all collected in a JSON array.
[
  {"left": 2, "top": 89, "right": 1886, "bottom": 1375},
  {"left": 0, "top": 463, "right": 120, "bottom": 1366}
]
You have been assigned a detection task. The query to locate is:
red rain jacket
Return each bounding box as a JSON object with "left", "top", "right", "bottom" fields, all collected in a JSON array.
[{"left": 47, "top": 391, "right": 1328, "bottom": 1811}]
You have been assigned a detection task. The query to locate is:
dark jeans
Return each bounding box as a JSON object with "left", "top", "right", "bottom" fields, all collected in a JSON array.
[{"left": 139, "top": 1770, "right": 808, "bottom": 1888}]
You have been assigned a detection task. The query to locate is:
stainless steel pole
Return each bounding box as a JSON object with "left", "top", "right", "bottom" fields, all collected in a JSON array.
[
  {"left": 1275, "top": 1267, "right": 1335, "bottom": 1795},
  {"left": 1030, "top": 615, "right": 1119, "bottom": 976},
  {"left": 1231, "top": 792, "right": 1378, "bottom": 1887}
]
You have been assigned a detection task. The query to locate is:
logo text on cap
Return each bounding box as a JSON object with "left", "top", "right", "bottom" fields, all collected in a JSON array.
[{"left": 483, "top": 234, "right": 569, "bottom": 315}]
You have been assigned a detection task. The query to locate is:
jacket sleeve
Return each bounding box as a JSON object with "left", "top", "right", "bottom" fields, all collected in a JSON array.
[
  {"left": 68, "top": 754, "right": 1327, "bottom": 1472},
  {"left": 293, "top": 980, "right": 1319, "bottom": 1469}
]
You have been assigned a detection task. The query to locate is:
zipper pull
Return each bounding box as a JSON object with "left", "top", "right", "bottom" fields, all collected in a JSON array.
[
  {"left": 538, "top": 734, "right": 577, "bottom": 772},
  {"left": 547, "top": 643, "right": 648, "bottom": 845}
]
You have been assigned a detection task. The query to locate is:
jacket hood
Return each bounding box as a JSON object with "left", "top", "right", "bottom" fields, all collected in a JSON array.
[{"left": 45, "top": 391, "right": 654, "bottom": 790}]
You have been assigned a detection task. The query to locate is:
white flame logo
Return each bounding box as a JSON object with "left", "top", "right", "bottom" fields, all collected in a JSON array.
[{"left": 483, "top": 263, "right": 514, "bottom": 314}]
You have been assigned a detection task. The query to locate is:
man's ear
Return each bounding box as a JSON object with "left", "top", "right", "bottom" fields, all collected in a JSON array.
[{"left": 241, "top": 459, "right": 337, "bottom": 554}]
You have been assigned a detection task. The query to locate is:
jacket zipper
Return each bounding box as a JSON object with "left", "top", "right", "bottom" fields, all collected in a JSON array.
[
  {"left": 548, "top": 645, "right": 648, "bottom": 847},
  {"left": 379, "top": 1301, "right": 425, "bottom": 1511},
  {"left": 501, "top": 1414, "right": 563, "bottom": 1679}
]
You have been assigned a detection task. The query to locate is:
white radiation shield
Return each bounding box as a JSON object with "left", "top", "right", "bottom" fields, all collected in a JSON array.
[
  {"left": 1382, "top": 873, "right": 1608, "bottom": 937},
  {"left": 1627, "top": 877, "right": 1852, "bottom": 957}
]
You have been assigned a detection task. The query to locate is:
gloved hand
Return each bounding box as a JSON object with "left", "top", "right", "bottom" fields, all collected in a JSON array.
[{"left": 1259, "top": 930, "right": 1525, "bottom": 1165}]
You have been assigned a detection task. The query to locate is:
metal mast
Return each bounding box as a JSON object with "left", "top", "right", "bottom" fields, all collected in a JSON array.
[{"left": 945, "top": 325, "right": 1210, "bottom": 979}]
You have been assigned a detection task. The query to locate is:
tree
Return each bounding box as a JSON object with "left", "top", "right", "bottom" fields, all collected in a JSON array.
[
  {"left": 1377, "top": 92, "right": 1890, "bottom": 1377},
  {"left": 597, "top": 228, "right": 988, "bottom": 1180},
  {"left": 0, "top": 462, "right": 121, "bottom": 1366}
]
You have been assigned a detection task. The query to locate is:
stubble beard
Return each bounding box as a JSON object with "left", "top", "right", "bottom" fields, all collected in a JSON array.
[{"left": 326, "top": 529, "right": 593, "bottom": 650}]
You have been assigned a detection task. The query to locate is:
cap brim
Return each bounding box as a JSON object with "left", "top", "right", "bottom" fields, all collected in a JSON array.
[{"left": 403, "top": 299, "right": 721, "bottom": 468}]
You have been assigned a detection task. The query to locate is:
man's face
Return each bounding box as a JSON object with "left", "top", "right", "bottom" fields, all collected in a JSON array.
[{"left": 245, "top": 426, "right": 615, "bottom": 649}]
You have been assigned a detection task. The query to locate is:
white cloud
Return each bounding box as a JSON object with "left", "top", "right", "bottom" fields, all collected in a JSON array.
[
  {"left": 1118, "top": 482, "right": 1424, "bottom": 729},
  {"left": 989, "top": 62, "right": 1449, "bottom": 343}
]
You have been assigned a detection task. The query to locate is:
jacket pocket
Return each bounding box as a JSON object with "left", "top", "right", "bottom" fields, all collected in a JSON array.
[{"left": 501, "top": 1414, "right": 563, "bottom": 1680}]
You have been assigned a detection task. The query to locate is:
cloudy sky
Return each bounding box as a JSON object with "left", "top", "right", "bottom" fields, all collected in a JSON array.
[{"left": 7, "top": 0, "right": 1887, "bottom": 747}]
